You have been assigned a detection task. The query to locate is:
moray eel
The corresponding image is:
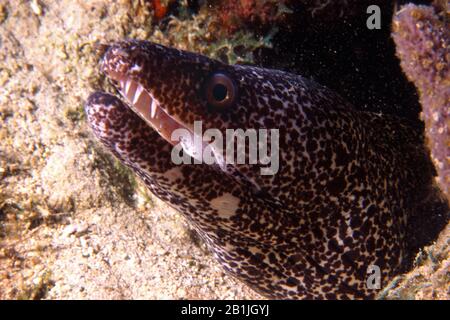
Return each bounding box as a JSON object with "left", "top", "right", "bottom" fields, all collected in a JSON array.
[{"left": 85, "top": 40, "right": 435, "bottom": 299}]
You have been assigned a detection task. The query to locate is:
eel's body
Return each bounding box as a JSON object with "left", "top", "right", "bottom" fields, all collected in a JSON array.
[{"left": 85, "top": 40, "right": 435, "bottom": 299}]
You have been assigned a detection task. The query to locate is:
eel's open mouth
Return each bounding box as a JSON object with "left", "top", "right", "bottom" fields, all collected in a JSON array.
[
  {"left": 106, "top": 71, "right": 225, "bottom": 167},
  {"left": 107, "top": 70, "right": 183, "bottom": 146},
  {"left": 98, "top": 42, "right": 260, "bottom": 191}
]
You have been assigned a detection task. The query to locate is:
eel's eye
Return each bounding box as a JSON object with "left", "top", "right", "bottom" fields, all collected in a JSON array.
[{"left": 205, "top": 72, "right": 237, "bottom": 110}]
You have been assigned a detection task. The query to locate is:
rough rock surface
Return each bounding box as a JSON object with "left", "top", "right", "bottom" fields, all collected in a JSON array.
[{"left": 392, "top": 3, "right": 449, "bottom": 201}]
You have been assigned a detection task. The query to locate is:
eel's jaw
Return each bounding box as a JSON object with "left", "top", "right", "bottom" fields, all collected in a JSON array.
[
  {"left": 108, "top": 71, "right": 181, "bottom": 145},
  {"left": 104, "top": 65, "right": 259, "bottom": 192},
  {"left": 109, "top": 74, "right": 261, "bottom": 192},
  {"left": 108, "top": 72, "right": 226, "bottom": 167}
]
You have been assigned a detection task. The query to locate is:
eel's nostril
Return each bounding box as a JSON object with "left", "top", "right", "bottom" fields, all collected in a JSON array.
[{"left": 93, "top": 42, "right": 110, "bottom": 57}]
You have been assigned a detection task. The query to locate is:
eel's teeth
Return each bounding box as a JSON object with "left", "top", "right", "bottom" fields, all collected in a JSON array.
[
  {"left": 125, "top": 79, "right": 132, "bottom": 96},
  {"left": 133, "top": 84, "right": 144, "bottom": 105},
  {"left": 151, "top": 99, "right": 157, "bottom": 118},
  {"left": 124, "top": 79, "right": 139, "bottom": 103}
]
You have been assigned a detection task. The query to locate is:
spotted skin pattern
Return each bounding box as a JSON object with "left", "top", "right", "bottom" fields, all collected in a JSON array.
[{"left": 85, "top": 40, "right": 434, "bottom": 299}]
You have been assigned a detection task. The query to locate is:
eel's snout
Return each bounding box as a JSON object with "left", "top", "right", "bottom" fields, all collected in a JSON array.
[
  {"left": 97, "top": 41, "right": 194, "bottom": 147},
  {"left": 100, "top": 41, "right": 146, "bottom": 84},
  {"left": 101, "top": 46, "right": 131, "bottom": 83}
]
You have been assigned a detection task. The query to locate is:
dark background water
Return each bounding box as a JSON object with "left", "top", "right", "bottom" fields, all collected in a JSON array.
[{"left": 254, "top": 1, "right": 435, "bottom": 126}]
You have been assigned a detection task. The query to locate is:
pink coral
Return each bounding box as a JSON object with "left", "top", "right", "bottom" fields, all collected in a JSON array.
[
  {"left": 392, "top": 4, "right": 449, "bottom": 201},
  {"left": 216, "top": 0, "right": 291, "bottom": 33}
]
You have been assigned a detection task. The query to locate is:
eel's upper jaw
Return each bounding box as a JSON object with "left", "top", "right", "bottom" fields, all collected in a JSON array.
[
  {"left": 109, "top": 72, "right": 223, "bottom": 166},
  {"left": 99, "top": 43, "right": 182, "bottom": 145},
  {"left": 102, "top": 51, "right": 225, "bottom": 167},
  {"left": 105, "top": 70, "right": 180, "bottom": 145}
]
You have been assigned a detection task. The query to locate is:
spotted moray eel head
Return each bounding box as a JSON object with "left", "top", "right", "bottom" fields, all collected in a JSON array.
[
  {"left": 98, "top": 40, "right": 357, "bottom": 200},
  {"left": 85, "top": 40, "right": 437, "bottom": 299}
]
